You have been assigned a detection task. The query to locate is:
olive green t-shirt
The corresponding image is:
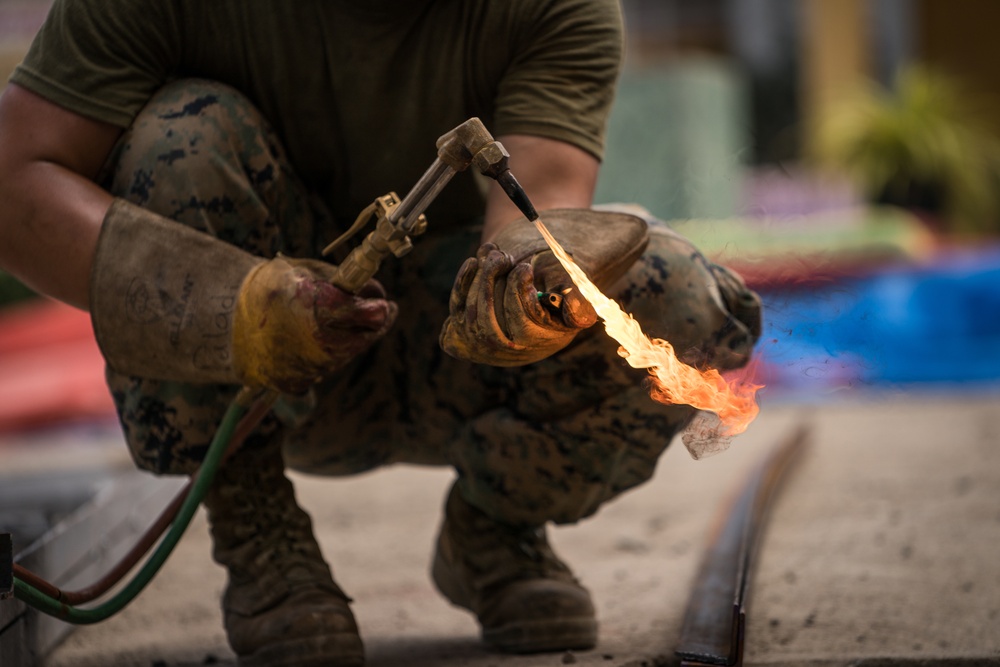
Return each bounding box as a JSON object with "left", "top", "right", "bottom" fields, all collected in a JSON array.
[{"left": 12, "top": 0, "right": 623, "bottom": 229}]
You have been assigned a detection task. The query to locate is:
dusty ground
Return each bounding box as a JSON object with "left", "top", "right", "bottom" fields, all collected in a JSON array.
[{"left": 18, "top": 390, "right": 1000, "bottom": 666}]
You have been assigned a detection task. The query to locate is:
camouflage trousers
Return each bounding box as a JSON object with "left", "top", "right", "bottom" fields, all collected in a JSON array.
[{"left": 101, "top": 80, "right": 761, "bottom": 527}]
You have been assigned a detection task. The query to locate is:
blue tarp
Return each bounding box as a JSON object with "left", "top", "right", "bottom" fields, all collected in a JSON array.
[{"left": 756, "top": 244, "right": 1000, "bottom": 395}]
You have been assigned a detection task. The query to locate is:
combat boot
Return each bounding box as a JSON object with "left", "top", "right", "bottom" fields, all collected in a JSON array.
[
  {"left": 204, "top": 443, "right": 364, "bottom": 667},
  {"left": 432, "top": 484, "right": 597, "bottom": 653}
]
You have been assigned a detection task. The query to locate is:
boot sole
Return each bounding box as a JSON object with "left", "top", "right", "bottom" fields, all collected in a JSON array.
[
  {"left": 238, "top": 633, "right": 365, "bottom": 667},
  {"left": 483, "top": 617, "right": 598, "bottom": 654}
]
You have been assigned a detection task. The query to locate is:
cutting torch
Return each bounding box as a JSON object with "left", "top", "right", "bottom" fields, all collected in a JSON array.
[{"left": 323, "top": 117, "right": 538, "bottom": 292}]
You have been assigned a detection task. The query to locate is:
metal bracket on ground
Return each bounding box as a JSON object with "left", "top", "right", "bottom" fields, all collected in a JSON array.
[
  {"left": 1, "top": 533, "right": 11, "bottom": 600},
  {"left": 0, "top": 471, "right": 185, "bottom": 666}
]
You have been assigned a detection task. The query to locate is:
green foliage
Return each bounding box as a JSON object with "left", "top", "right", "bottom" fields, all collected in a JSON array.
[
  {"left": 0, "top": 270, "right": 37, "bottom": 308},
  {"left": 814, "top": 67, "right": 1000, "bottom": 236}
]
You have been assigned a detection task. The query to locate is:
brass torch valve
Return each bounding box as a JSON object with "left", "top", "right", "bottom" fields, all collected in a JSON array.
[
  {"left": 324, "top": 118, "right": 537, "bottom": 293},
  {"left": 437, "top": 119, "right": 538, "bottom": 223}
]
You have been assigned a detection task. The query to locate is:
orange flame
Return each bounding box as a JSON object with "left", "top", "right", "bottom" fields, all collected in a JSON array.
[{"left": 534, "top": 218, "right": 761, "bottom": 437}]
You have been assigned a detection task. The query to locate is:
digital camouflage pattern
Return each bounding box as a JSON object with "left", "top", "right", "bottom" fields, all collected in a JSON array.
[{"left": 101, "top": 80, "right": 761, "bottom": 527}]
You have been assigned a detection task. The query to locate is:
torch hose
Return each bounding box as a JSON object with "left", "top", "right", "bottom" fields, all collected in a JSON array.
[{"left": 11, "top": 391, "right": 262, "bottom": 624}]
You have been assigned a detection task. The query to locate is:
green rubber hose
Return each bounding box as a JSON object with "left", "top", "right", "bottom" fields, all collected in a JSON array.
[{"left": 12, "top": 398, "right": 248, "bottom": 624}]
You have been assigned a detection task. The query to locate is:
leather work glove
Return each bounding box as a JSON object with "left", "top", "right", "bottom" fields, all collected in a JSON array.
[
  {"left": 232, "top": 257, "right": 397, "bottom": 393},
  {"left": 440, "top": 209, "right": 649, "bottom": 366},
  {"left": 90, "top": 198, "right": 397, "bottom": 393}
]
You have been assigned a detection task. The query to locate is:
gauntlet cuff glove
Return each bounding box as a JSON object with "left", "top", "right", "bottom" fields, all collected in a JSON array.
[
  {"left": 90, "top": 199, "right": 396, "bottom": 393},
  {"left": 440, "top": 209, "right": 648, "bottom": 366}
]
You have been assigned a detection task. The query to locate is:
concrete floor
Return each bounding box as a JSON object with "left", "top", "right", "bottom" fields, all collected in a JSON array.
[{"left": 12, "top": 390, "right": 1000, "bottom": 666}]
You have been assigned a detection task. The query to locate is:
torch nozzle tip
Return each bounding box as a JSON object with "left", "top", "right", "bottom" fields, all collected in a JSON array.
[{"left": 496, "top": 170, "right": 538, "bottom": 222}]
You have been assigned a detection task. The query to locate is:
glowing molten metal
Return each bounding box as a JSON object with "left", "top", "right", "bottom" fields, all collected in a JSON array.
[{"left": 534, "top": 218, "right": 761, "bottom": 443}]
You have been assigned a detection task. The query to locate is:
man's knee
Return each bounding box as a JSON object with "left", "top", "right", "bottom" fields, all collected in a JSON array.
[
  {"left": 614, "top": 220, "right": 761, "bottom": 373},
  {"left": 103, "top": 79, "right": 266, "bottom": 191},
  {"left": 100, "top": 79, "right": 291, "bottom": 253}
]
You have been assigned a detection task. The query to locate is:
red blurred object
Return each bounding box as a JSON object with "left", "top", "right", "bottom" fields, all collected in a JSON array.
[{"left": 0, "top": 300, "right": 114, "bottom": 433}]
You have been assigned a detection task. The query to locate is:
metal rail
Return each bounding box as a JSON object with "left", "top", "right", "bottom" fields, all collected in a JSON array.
[{"left": 676, "top": 424, "right": 810, "bottom": 666}]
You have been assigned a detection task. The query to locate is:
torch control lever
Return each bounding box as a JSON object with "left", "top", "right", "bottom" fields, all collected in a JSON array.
[{"left": 323, "top": 117, "right": 537, "bottom": 292}]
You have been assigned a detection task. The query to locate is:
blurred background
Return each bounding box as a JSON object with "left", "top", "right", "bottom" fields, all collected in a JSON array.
[
  {"left": 598, "top": 0, "right": 1000, "bottom": 400},
  {"left": 1, "top": 2, "right": 999, "bottom": 664},
  {"left": 1, "top": 0, "right": 999, "bottom": 432}
]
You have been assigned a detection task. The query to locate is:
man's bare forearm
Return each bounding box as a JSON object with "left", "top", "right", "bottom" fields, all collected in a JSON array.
[
  {"left": 0, "top": 84, "right": 121, "bottom": 310},
  {"left": 0, "top": 162, "right": 112, "bottom": 309}
]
